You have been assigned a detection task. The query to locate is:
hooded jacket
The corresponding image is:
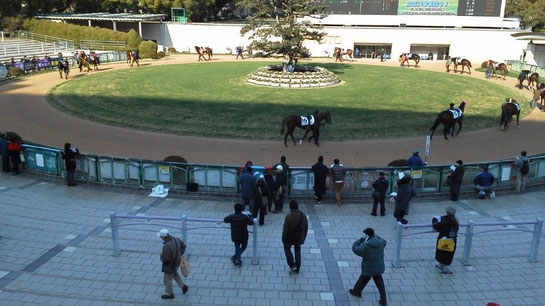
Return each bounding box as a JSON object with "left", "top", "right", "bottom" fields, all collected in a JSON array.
[{"left": 352, "top": 236, "right": 387, "bottom": 276}]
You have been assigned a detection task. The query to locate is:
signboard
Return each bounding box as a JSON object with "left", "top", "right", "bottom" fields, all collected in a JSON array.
[
  {"left": 397, "top": 0, "right": 458, "bottom": 16},
  {"left": 411, "top": 170, "right": 423, "bottom": 179},
  {"left": 159, "top": 166, "right": 170, "bottom": 175}
]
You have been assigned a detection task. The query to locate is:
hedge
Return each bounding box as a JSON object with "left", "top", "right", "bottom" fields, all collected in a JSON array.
[
  {"left": 138, "top": 40, "right": 158, "bottom": 59},
  {"left": 22, "top": 19, "right": 142, "bottom": 49}
]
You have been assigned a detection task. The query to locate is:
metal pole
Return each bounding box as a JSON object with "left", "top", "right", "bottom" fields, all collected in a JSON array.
[
  {"left": 252, "top": 218, "right": 259, "bottom": 265},
  {"left": 462, "top": 220, "right": 474, "bottom": 266},
  {"left": 110, "top": 212, "right": 120, "bottom": 256},
  {"left": 529, "top": 218, "right": 543, "bottom": 262},
  {"left": 392, "top": 222, "right": 403, "bottom": 268},
  {"left": 181, "top": 215, "right": 187, "bottom": 244}
]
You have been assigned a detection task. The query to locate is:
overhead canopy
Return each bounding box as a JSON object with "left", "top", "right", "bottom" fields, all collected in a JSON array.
[
  {"left": 36, "top": 12, "right": 165, "bottom": 22},
  {"left": 512, "top": 32, "right": 545, "bottom": 42}
]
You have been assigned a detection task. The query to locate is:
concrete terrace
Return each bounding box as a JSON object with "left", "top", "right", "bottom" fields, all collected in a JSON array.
[{"left": 1, "top": 172, "right": 544, "bottom": 305}]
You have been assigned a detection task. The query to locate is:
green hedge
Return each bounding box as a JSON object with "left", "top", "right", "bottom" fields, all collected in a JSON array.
[
  {"left": 22, "top": 19, "right": 142, "bottom": 49},
  {"left": 138, "top": 40, "right": 158, "bottom": 59}
]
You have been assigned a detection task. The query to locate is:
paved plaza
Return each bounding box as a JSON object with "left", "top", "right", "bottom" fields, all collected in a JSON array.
[{"left": 1, "top": 172, "right": 545, "bottom": 305}]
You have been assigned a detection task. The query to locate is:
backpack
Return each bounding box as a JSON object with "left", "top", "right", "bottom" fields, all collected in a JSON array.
[{"left": 520, "top": 159, "right": 529, "bottom": 175}]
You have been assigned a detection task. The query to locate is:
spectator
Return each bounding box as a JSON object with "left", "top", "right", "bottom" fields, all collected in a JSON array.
[
  {"left": 157, "top": 228, "right": 188, "bottom": 299},
  {"left": 330, "top": 158, "right": 346, "bottom": 206},
  {"left": 273, "top": 164, "right": 287, "bottom": 213},
  {"left": 274, "top": 156, "right": 290, "bottom": 175},
  {"left": 407, "top": 149, "right": 426, "bottom": 167},
  {"left": 474, "top": 166, "right": 495, "bottom": 198},
  {"left": 224, "top": 203, "right": 254, "bottom": 267},
  {"left": 397, "top": 170, "right": 412, "bottom": 187},
  {"left": 311, "top": 156, "right": 329, "bottom": 204},
  {"left": 0, "top": 133, "right": 9, "bottom": 172},
  {"left": 264, "top": 168, "right": 276, "bottom": 212},
  {"left": 433, "top": 207, "right": 459, "bottom": 274},
  {"left": 380, "top": 48, "right": 385, "bottom": 62},
  {"left": 485, "top": 60, "right": 493, "bottom": 79},
  {"left": 514, "top": 151, "right": 529, "bottom": 193},
  {"left": 61, "top": 143, "right": 80, "bottom": 186},
  {"left": 371, "top": 172, "right": 389, "bottom": 216},
  {"left": 239, "top": 165, "right": 256, "bottom": 211},
  {"left": 236, "top": 46, "right": 244, "bottom": 59},
  {"left": 7, "top": 137, "right": 22, "bottom": 175},
  {"left": 449, "top": 160, "right": 465, "bottom": 201},
  {"left": 394, "top": 176, "right": 416, "bottom": 224},
  {"left": 282, "top": 200, "right": 308, "bottom": 275},
  {"left": 349, "top": 228, "right": 387, "bottom": 305},
  {"left": 253, "top": 175, "right": 269, "bottom": 225}
]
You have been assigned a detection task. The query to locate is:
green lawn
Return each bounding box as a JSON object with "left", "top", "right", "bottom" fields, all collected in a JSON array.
[{"left": 48, "top": 62, "right": 530, "bottom": 140}]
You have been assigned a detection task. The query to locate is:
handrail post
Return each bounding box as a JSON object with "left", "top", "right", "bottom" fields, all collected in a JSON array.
[
  {"left": 110, "top": 212, "right": 120, "bottom": 256},
  {"left": 462, "top": 220, "right": 474, "bottom": 266},
  {"left": 392, "top": 221, "right": 403, "bottom": 268},
  {"left": 252, "top": 218, "right": 259, "bottom": 265},
  {"left": 181, "top": 214, "right": 187, "bottom": 245},
  {"left": 529, "top": 218, "right": 543, "bottom": 262}
]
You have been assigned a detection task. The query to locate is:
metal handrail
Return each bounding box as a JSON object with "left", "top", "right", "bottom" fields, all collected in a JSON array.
[{"left": 392, "top": 218, "right": 544, "bottom": 268}]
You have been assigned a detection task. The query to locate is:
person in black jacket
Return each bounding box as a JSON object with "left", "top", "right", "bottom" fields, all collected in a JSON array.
[
  {"left": 449, "top": 160, "right": 465, "bottom": 201},
  {"left": 62, "top": 143, "right": 79, "bottom": 186},
  {"left": 253, "top": 175, "right": 270, "bottom": 226},
  {"left": 264, "top": 169, "right": 276, "bottom": 212},
  {"left": 432, "top": 207, "right": 459, "bottom": 274},
  {"left": 224, "top": 203, "right": 254, "bottom": 267},
  {"left": 371, "top": 172, "right": 389, "bottom": 216},
  {"left": 311, "top": 156, "right": 329, "bottom": 203},
  {"left": 273, "top": 165, "right": 287, "bottom": 213}
]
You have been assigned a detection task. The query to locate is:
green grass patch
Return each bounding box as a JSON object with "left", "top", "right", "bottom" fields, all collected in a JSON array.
[{"left": 48, "top": 62, "right": 530, "bottom": 140}]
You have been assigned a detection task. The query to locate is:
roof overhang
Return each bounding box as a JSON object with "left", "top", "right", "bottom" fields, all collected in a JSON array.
[{"left": 36, "top": 13, "right": 165, "bottom": 22}]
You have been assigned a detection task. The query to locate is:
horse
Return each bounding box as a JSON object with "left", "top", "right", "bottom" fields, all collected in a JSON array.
[
  {"left": 195, "top": 46, "right": 213, "bottom": 61},
  {"left": 528, "top": 72, "right": 540, "bottom": 90},
  {"left": 77, "top": 52, "right": 92, "bottom": 73},
  {"left": 126, "top": 50, "right": 132, "bottom": 64},
  {"left": 446, "top": 57, "right": 472, "bottom": 74},
  {"left": 280, "top": 111, "right": 331, "bottom": 147},
  {"left": 89, "top": 53, "right": 100, "bottom": 70},
  {"left": 333, "top": 47, "right": 353, "bottom": 62},
  {"left": 483, "top": 60, "right": 508, "bottom": 80},
  {"left": 399, "top": 53, "right": 420, "bottom": 68},
  {"left": 499, "top": 98, "right": 520, "bottom": 131},
  {"left": 429, "top": 101, "right": 467, "bottom": 140},
  {"left": 517, "top": 70, "right": 530, "bottom": 89}
]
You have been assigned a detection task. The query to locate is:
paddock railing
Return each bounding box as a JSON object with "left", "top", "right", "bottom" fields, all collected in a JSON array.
[
  {"left": 21, "top": 144, "right": 545, "bottom": 197},
  {"left": 109, "top": 212, "right": 260, "bottom": 264},
  {"left": 392, "top": 218, "right": 543, "bottom": 268},
  {"left": 511, "top": 60, "right": 545, "bottom": 76}
]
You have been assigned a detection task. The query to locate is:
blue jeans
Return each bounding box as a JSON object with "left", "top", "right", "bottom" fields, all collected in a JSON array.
[{"left": 234, "top": 241, "right": 248, "bottom": 265}]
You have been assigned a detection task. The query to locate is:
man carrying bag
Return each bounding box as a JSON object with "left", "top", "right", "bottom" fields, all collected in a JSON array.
[{"left": 158, "top": 229, "right": 188, "bottom": 299}]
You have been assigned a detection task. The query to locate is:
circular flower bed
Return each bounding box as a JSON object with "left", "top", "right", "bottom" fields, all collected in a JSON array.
[{"left": 246, "top": 65, "right": 341, "bottom": 88}]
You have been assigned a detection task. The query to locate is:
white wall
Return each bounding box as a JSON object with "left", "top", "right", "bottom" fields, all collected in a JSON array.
[{"left": 156, "top": 23, "right": 527, "bottom": 63}]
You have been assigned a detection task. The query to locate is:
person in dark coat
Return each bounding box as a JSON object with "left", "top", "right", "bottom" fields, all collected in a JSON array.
[
  {"left": 282, "top": 200, "right": 308, "bottom": 274},
  {"left": 7, "top": 137, "right": 22, "bottom": 175},
  {"left": 253, "top": 175, "right": 270, "bottom": 225},
  {"left": 433, "top": 207, "right": 459, "bottom": 274},
  {"left": 394, "top": 180, "right": 416, "bottom": 224},
  {"left": 61, "top": 142, "right": 80, "bottom": 186},
  {"left": 371, "top": 172, "right": 389, "bottom": 216},
  {"left": 311, "top": 156, "right": 329, "bottom": 204},
  {"left": 273, "top": 164, "right": 287, "bottom": 213},
  {"left": 407, "top": 149, "right": 426, "bottom": 167},
  {"left": 0, "top": 133, "right": 10, "bottom": 172},
  {"left": 449, "top": 160, "right": 465, "bottom": 201},
  {"left": 264, "top": 168, "right": 276, "bottom": 212},
  {"left": 239, "top": 166, "right": 257, "bottom": 211},
  {"left": 349, "top": 228, "right": 387, "bottom": 305},
  {"left": 224, "top": 203, "right": 254, "bottom": 267},
  {"left": 158, "top": 228, "right": 188, "bottom": 299},
  {"left": 474, "top": 165, "right": 495, "bottom": 198}
]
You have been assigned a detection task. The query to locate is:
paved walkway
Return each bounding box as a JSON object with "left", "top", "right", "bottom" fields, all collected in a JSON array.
[
  {"left": 1, "top": 173, "right": 544, "bottom": 305},
  {"left": 0, "top": 55, "right": 544, "bottom": 167}
]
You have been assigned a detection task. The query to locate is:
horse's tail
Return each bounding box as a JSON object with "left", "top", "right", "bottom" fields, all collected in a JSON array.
[
  {"left": 467, "top": 60, "right": 472, "bottom": 67},
  {"left": 280, "top": 117, "right": 286, "bottom": 135},
  {"left": 429, "top": 115, "right": 442, "bottom": 131},
  {"left": 209, "top": 48, "right": 213, "bottom": 57}
]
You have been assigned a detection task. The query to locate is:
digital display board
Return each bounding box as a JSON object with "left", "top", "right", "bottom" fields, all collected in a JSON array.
[{"left": 318, "top": 0, "right": 502, "bottom": 16}]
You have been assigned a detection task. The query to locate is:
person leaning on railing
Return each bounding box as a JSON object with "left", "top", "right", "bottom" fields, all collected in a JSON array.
[
  {"left": 473, "top": 165, "right": 495, "bottom": 198},
  {"left": 432, "top": 207, "right": 459, "bottom": 275}
]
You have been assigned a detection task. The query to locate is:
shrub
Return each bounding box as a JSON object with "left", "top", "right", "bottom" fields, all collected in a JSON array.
[
  {"left": 127, "top": 29, "right": 142, "bottom": 49},
  {"left": 167, "top": 47, "right": 177, "bottom": 53},
  {"left": 139, "top": 40, "right": 158, "bottom": 59},
  {"left": 158, "top": 51, "right": 165, "bottom": 58},
  {"left": 9, "top": 67, "right": 24, "bottom": 76}
]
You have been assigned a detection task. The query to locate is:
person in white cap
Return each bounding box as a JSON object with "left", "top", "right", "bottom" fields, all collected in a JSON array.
[
  {"left": 157, "top": 228, "right": 188, "bottom": 299},
  {"left": 432, "top": 207, "right": 459, "bottom": 274}
]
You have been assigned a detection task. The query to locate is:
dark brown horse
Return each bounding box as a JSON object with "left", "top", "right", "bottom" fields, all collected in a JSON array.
[
  {"left": 446, "top": 57, "right": 472, "bottom": 74},
  {"left": 399, "top": 53, "right": 420, "bottom": 68},
  {"left": 528, "top": 72, "right": 540, "bottom": 90},
  {"left": 333, "top": 47, "right": 353, "bottom": 62},
  {"left": 195, "top": 46, "right": 213, "bottom": 61},
  {"left": 499, "top": 98, "right": 520, "bottom": 131},
  {"left": 483, "top": 60, "right": 508, "bottom": 80},
  {"left": 280, "top": 111, "right": 331, "bottom": 147},
  {"left": 429, "top": 101, "right": 467, "bottom": 140}
]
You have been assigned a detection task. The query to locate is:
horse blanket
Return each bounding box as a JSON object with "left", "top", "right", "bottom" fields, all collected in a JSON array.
[
  {"left": 493, "top": 62, "right": 500, "bottom": 69},
  {"left": 506, "top": 102, "right": 521, "bottom": 112},
  {"left": 449, "top": 108, "right": 463, "bottom": 119},
  {"left": 300, "top": 115, "right": 315, "bottom": 127},
  {"left": 456, "top": 58, "right": 463, "bottom": 64}
]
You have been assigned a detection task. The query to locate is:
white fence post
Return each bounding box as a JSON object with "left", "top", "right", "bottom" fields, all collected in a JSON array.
[
  {"left": 110, "top": 212, "right": 120, "bottom": 256},
  {"left": 529, "top": 218, "right": 543, "bottom": 262},
  {"left": 252, "top": 218, "right": 259, "bottom": 265},
  {"left": 461, "top": 220, "right": 474, "bottom": 266},
  {"left": 392, "top": 222, "right": 403, "bottom": 268}
]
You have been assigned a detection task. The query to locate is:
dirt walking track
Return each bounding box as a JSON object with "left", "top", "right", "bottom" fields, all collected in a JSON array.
[{"left": 1, "top": 55, "right": 543, "bottom": 167}]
